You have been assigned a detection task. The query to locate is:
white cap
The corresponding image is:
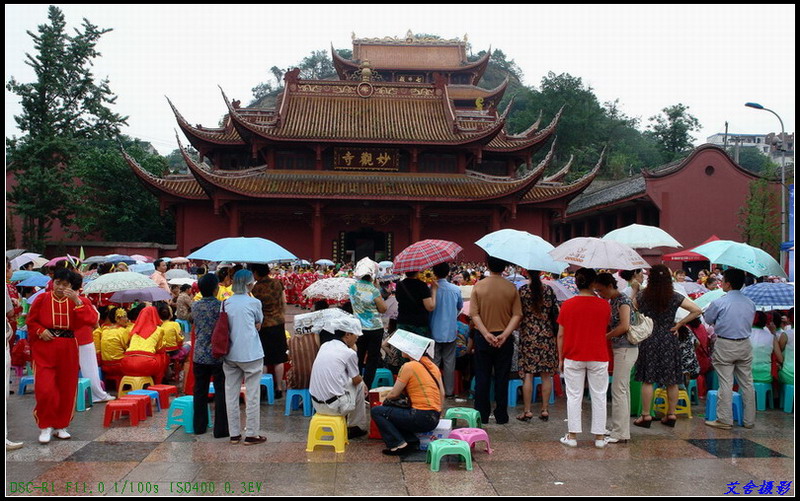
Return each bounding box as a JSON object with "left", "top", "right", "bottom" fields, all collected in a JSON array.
[
  {"left": 325, "top": 316, "right": 363, "bottom": 337},
  {"left": 353, "top": 257, "right": 379, "bottom": 280}
]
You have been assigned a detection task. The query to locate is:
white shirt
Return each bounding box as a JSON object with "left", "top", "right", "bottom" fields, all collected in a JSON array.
[{"left": 309, "top": 338, "right": 359, "bottom": 401}]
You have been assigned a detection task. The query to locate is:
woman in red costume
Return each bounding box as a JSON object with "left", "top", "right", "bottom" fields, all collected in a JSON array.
[{"left": 27, "top": 268, "right": 99, "bottom": 444}]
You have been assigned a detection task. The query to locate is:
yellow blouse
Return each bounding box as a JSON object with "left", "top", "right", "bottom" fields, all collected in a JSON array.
[
  {"left": 100, "top": 327, "right": 132, "bottom": 361},
  {"left": 127, "top": 327, "right": 166, "bottom": 354},
  {"left": 193, "top": 284, "right": 234, "bottom": 302},
  {"left": 161, "top": 320, "right": 184, "bottom": 350}
]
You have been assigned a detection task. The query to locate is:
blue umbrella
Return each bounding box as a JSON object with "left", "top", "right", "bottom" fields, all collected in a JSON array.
[
  {"left": 691, "top": 240, "right": 786, "bottom": 278},
  {"left": 10, "top": 270, "right": 42, "bottom": 282},
  {"left": 379, "top": 261, "right": 393, "bottom": 268},
  {"left": 130, "top": 263, "right": 156, "bottom": 275},
  {"left": 187, "top": 237, "right": 297, "bottom": 264},
  {"left": 16, "top": 275, "right": 51, "bottom": 288},
  {"left": 741, "top": 282, "right": 794, "bottom": 311},
  {"left": 315, "top": 259, "right": 335, "bottom": 266},
  {"left": 476, "top": 229, "right": 568, "bottom": 275},
  {"left": 104, "top": 254, "right": 137, "bottom": 265}
]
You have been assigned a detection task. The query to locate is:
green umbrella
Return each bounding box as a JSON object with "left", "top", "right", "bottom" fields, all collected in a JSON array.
[
  {"left": 691, "top": 240, "right": 785, "bottom": 278},
  {"left": 694, "top": 289, "right": 726, "bottom": 310}
]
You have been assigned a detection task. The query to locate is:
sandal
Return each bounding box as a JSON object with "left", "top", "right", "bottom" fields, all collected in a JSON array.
[
  {"left": 243, "top": 435, "right": 267, "bottom": 445},
  {"left": 229, "top": 435, "right": 242, "bottom": 445},
  {"left": 633, "top": 415, "right": 652, "bottom": 429},
  {"left": 516, "top": 411, "right": 534, "bottom": 422},
  {"left": 661, "top": 415, "right": 677, "bottom": 428},
  {"left": 539, "top": 410, "right": 549, "bottom": 422}
]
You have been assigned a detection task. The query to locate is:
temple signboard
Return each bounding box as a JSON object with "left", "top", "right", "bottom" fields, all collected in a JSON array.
[{"left": 334, "top": 147, "right": 399, "bottom": 171}]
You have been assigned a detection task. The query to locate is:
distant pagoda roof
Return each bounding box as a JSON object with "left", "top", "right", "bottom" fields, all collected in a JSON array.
[
  {"left": 123, "top": 149, "right": 208, "bottom": 201},
  {"left": 485, "top": 106, "right": 563, "bottom": 153},
  {"left": 520, "top": 148, "right": 604, "bottom": 205}
]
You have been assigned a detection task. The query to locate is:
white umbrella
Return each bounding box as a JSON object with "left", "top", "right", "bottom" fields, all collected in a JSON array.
[
  {"left": 548, "top": 237, "right": 651, "bottom": 270},
  {"left": 302, "top": 277, "right": 356, "bottom": 301},
  {"left": 602, "top": 223, "right": 682, "bottom": 249},
  {"left": 168, "top": 277, "right": 196, "bottom": 286},
  {"left": 10, "top": 252, "right": 43, "bottom": 270},
  {"left": 165, "top": 268, "right": 191, "bottom": 279},
  {"left": 82, "top": 272, "right": 161, "bottom": 294},
  {"left": 315, "top": 259, "right": 335, "bottom": 266}
]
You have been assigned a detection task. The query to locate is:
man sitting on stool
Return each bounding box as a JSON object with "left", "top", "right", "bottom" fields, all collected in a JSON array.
[{"left": 309, "top": 315, "right": 369, "bottom": 439}]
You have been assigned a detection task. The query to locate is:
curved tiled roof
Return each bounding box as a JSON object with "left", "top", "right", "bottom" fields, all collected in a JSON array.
[
  {"left": 521, "top": 148, "right": 604, "bottom": 204},
  {"left": 566, "top": 175, "right": 646, "bottom": 215},
  {"left": 167, "top": 97, "right": 246, "bottom": 146},
  {"left": 223, "top": 82, "right": 504, "bottom": 146},
  {"left": 123, "top": 149, "right": 208, "bottom": 200},
  {"left": 542, "top": 155, "right": 574, "bottom": 183},
  {"left": 486, "top": 107, "right": 562, "bottom": 152},
  {"left": 447, "top": 78, "right": 509, "bottom": 102}
]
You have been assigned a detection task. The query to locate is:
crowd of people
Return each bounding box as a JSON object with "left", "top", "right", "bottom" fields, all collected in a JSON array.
[{"left": 4, "top": 252, "right": 795, "bottom": 453}]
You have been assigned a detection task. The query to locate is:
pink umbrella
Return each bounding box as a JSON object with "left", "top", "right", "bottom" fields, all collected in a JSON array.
[
  {"left": 130, "top": 254, "right": 154, "bottom": 263},
  {"left": 44, "top": 254, "right": 80, "bottom": 267},
  {"left": 543, "top": 279, "right": 577, "bottom": 302},
  {"left": 393, "top": 239, "right": 463, "bottom": 274}
]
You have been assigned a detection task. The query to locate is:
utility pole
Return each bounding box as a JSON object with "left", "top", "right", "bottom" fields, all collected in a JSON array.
[{"left": 724, "top": 121, "right": 729, "bottom": 149}]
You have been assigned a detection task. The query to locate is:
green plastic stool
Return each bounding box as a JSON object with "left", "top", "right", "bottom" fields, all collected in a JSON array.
[
  {"left": 629, "top": 372, "right": 643, "bottom": 417},
  {"left": 426, "top": 439, "right": 473, "bottom": 472},
  {"left": 444, "top": 407, "right": 481, "bottom": 429}
]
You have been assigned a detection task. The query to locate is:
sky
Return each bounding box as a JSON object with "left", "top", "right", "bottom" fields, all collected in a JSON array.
[{"left": 5, "top": 4, "right": 796, "bottom": 156}]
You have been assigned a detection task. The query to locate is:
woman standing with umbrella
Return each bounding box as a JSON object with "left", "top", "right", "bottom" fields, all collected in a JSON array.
[
  {"left": 516, "top": 270, "right": 560, "bottom": 422},
  {"left": 349, "top": 258, "right": 387, "bottom": 389},
  {"left": 633, "top": 264, "right": 701, "bottom": 428}
]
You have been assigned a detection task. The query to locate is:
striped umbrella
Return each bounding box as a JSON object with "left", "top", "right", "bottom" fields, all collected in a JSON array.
[
  {"left": 393, "top": 239, "right": 463, "bottom": 274},
  {"left": 741, "top": 282, "right": 794, "bottom": 311}
]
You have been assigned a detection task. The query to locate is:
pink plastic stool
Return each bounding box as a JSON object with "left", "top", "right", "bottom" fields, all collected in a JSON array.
[{"left": 447, "top": 427, "right": 493, "bottom": 454}]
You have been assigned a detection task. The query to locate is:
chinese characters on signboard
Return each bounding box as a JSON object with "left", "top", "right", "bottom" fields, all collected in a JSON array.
[{"left": 334, "top": 147, "right": 399, "bottom": 171}]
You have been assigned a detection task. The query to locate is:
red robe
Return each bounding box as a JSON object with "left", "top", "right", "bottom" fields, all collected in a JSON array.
[{"left": 27, "top": 292, "right": 99, "bottom": 429}]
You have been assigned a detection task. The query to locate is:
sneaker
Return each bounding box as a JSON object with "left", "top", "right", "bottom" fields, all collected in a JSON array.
[
  {"left": 704, "top": 420, "right": 733, "bottom": 430},
  {"left": 243, "top": 435, "right": 267, "bottom": 446},
  {"left": 6, "top": 440, "right": 23, "bottom": 451},
  {"left": 742, "top": 423, "right": 755, "bottom": 429},
  {"left": 38, "top": 427, "right": 53, "bottom": 444},
  {"left": 604, "top": 437, "right": 628, "bottom": 444},
  {"left": 604, "top": 429, "right": 612, "bottom": 436},
  {"left": 93, "top": 394, "right": 116, "bottom": 403},
  {"left": 347, "top": 426, "right": 367, "bottom": 439},
  {"left": 559, "top": 434, "right": 578, "bottom": 448},
  {"left": 54, "top": 429, "right": 71, "bottom": 440},
  {"left": 594, "top": 439, "right": 607, "bottom": 449}
]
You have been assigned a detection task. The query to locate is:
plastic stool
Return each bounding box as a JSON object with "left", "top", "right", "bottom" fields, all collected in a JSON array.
[
  {"left": 118, "top": 376, "right": 154, "bottom": 396},
  {"left": 18, "top": 375, "right": 34, "bottom": 395},
  {"left": 371, "top": 368, "right": 394, "bottom": 388},
  {"left": 552, "top": 373, "right": 564, "bottom": 397},
  {"left": 444, "top": 407, "right": 481, "bottom": 429},
  {"left": 651, "top": 388, "right": 692, "bottom": 418},
  {"left": 753, "top": 382, "right": 773, "bottom": 411},
  {"left": 780, "top": 384, "right": 794, "bottom": 413},
  {"left": 285, "top": 388, "right": 314, "bottom": 417},
  {"left": 148, "top": 384, "right": 178, "bottom": 409},
  {"left": 305, "top": 414, "right": 348, "bottom": 452},
  {"left": 260, "top": 374, "right": 275, "bottom": 405},
  {"left": 103, "top": 399, "right": 140, "bottom": 427},
  {"left": 687, "top": 379, "right": 700, "bottom": 405},
  {"left": 120, "top": 394, "right": 152, "bottom": 420},
  {"left": 127, "top": 389, "right": 161, "bottom": 411},
  {"left": 165, "top": 395, "right": 211, "bottom": 434},
  {"left": 426, "top": 439, "right": 473, "bottom": 472},
  {"left": 507, "top": 379, "right": 524, "bottom": 407},
  {"left": 12, "top": 366, "right": 25, "bottom": 378},
  {"left": 705, "top": 390, "right": 743, "bottom": 425},
  {"left": 706, "top": 371, "right": 719, "bottom": 391},
  {"left": 532, "top": 376, "right": 556, "bottom": 404},
  {"left": 453, "top": 370, "right": 464, "bottom": 396},
  {"left": 76, "top": 378, "right": 92, "bottom": 412},
  {"left": 469, "top": 377, "right": 495, "bottom": 401},
  {"left": 447, "top": 428, "right": 493, "bottom": 454}
]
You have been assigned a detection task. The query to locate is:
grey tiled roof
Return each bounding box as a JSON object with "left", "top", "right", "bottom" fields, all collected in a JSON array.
[{"left": 566, "top": 175, "right": 646, "bottom": 215}]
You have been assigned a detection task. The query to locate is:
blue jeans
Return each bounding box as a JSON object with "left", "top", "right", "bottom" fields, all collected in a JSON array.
[{"left": 370, "top": 405, "right": 440, "bottom": 449}]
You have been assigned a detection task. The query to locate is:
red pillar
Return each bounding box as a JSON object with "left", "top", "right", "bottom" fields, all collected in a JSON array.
[
  {"left": 228, "top": 203, "right": 239, "bottom": 237},
  {"left": 312, "top": 203, "right": 323, "bottom": 261}
]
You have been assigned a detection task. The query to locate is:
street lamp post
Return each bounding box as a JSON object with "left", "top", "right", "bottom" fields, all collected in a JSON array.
[{"left": 745, "top": 102, "right": 787, "bottom": 269}]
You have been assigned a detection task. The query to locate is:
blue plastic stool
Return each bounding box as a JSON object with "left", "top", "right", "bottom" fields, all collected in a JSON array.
[
  {"left": 76, "top": 378, "right": 92, "bottom": 412},
  {"left": 285, "top": 388, "right": 314, "bottom": 417},
  {"left": 507, "top": 379, "right": 524, "bottom": 407},
  {"left": 706, "top": 371, "right": 719, "bottom": 391},
  {"left": 532, "top": 376, "right": 556, "bottom": 404},
  {"left": 260, "top": 374, "right": 275, "bottom": 405},
  {"left": 780, "top": 384, "right": 794, "bottom": 413},
  {"left": 469, "top": 377, "right": 495, "bottom": 401},
  {"left": 128, "top": 389, "right": 162, "bottom": 411},
  {"left": 371, "top": 368, "right": 394, "bottom": 388},
  {"left": 753, "top": 382, "right": 774, "bottom": 411},
  {"left": 687, "top": 379, "right": 700, "bottom": 405},
  {"left": 165, "top": 395, "right": 211, "bottom": 434},
  {"left": 176, "top": 319, "right": 191, "bottom": 334},
  {"left": 705, "top": 390, "right": 743, "bottom": 425},
  {"left": 19, "top": 375, "right": 34, "bottom": 395}
]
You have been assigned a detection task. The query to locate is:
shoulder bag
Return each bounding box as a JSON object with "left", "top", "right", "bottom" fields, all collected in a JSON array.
[
  {"left": 626, "top": 304, "right": 654, "bottom": 345},
  {"left": 211, "top": 300, "right": 230, "bottom": 358},
  {"left": 382, "top": 358, "right": 439, "bottom": 408}
]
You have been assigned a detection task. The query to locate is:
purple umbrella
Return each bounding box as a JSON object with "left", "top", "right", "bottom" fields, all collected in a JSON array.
[{"left": 109, "top": 287, "right": 172, "bottom": 303}]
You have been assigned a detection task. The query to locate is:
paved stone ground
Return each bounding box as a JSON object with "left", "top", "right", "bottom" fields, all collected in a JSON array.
[{"left": 5, "top": 305, "right": 795, "bottom": 496}]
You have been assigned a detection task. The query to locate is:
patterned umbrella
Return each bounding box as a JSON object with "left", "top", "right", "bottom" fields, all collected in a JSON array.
[
  {"left": 130, "top": 254, "right": 154, "bottom": 263},
  {"left": 545, "top": 279, "right": 578, "bottom": 302},
  {"left": 82, "top": 271, "right": 160, "bottom": 294},
  {"left": 682, "top": 282, "right": 709, "bottom": 295},
  {"left": 165, "top": 269, "right": 191, "bottom": 279},
  {"left": 741, "top": 282, "right": 794, "bottom": 311},
  {"left": 393, "top": 239, "right": 463, "bottom": 274},
  {"left": 602, "top": 223, "right": 682, "bottom": 249},
  {"left": 44, "top": 255, "right": 80, "bottom": 267},
  {"left": 302, "top": 277, "right": 356, "bottom": 301},
  {"left": 10, "top": 252, "right": 43, "bottom": 270},
  {"left": 548, "top": 237, "right": 650, "bottom": 270},
  {"left": 556, "top": 276, "right": 580, "bottom": 295},
  {"left": 110, "top": 287, "right": 172, "bottom": 303}
]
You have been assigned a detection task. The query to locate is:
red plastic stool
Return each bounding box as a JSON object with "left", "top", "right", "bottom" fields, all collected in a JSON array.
[
  {"left": 147, "top": 384, "right": 178, "bottom": 409},
  {"left": 368, "top": 389, "right": 384, "bottom": 440},
  {"left": 697, "top": 374, "right": 707, "bottom": 399},
  {"left": 103, "top": 400, "right": 140, "bottom": 427},
  {"left": 120, "top": 394, "right": 152, "bottom": 419},
  {"left": 553, "top": 373, "right": 564, "bottom": 397},
  {"left": 453, "top": 370, "right": 464, "bottom": 396}
]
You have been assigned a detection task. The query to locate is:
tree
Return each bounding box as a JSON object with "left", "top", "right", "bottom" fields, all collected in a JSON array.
[
  {"left": 6, "top": 6, "right": 127, "bottom": 250},
  {"left": 727, "top": 146, "right": 780, "bottom": 174},
  {"left": 738, "top": 176, "right": 780, "bottom": 257},
  {"left": 298, "top": 50, "right": 336, "bottom": 80},
  {"left": 646, "top": 103, "right": 700, "bottom": 162}
]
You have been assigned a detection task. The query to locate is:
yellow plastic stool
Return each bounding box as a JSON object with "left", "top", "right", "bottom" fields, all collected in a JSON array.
[
  {"left": 305, "top": 414, "right": 349, "bottom": 453},
  {"left": 651, "top": 388, "right": 693, "bottom": 418},
  {"left": 118, "top": 376, "right": 154, "bottom": 397}
]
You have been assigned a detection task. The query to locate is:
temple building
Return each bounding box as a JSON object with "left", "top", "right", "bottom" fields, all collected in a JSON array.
[{"left": 126, "top": 33, "right": 601, "bottom": 262}]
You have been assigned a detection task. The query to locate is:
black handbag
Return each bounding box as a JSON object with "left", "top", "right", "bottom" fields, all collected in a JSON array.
[{"left": 382, "top": 395, "right": 411, "bottom": 408}]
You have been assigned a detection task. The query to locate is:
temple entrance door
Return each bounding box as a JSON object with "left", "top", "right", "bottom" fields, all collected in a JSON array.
[{"left": 345, "top": 228, "right": 386, "bottom": 262}]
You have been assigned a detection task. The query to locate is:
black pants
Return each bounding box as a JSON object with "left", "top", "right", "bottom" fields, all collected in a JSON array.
[
  {"left": 193, "top": 362, "right": 229, "bottom": 438},
  {"left": 357, "top": 328, "right": 384, "bottom": 389},
  {"left": 474, "top": 332, "right": 514, "bottom": 424}
]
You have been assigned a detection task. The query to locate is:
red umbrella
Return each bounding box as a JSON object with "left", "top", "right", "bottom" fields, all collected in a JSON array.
[
  {"left": 393, "top": 239, "right": 463, "bottom": 274},
  {"left": 44, "top": 254, "right": 80, "bottom": 267},
  {"left": 662, "top": 235, "right": 720, "bottom": 262}
]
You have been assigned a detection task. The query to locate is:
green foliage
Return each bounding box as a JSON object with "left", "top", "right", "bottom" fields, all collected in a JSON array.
[
  {"left": 727, "top": 146, "right": 780, "bottom": 174},
  {"left": 163, "top": 146, "right": 200, "bottom": 173},
  {"left": 5, "top": 6, "right": 128, "bottom": 250},
  {"left": 70, "top": 136, "right": 175, "bottom": 243},
  {"left": 646, "top": 103, "right": 700, "bottom": 162},
  {"left": 738, "top": 177, "right": 780, "bottom": 257}
]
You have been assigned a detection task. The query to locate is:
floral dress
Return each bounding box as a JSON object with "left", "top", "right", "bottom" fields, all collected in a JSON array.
[
  {"left": 518, "top": 283, "right": 559, "bottom": 374},
  {"left": 634, "top": 292, "right": 684, "bottom": 385}
]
